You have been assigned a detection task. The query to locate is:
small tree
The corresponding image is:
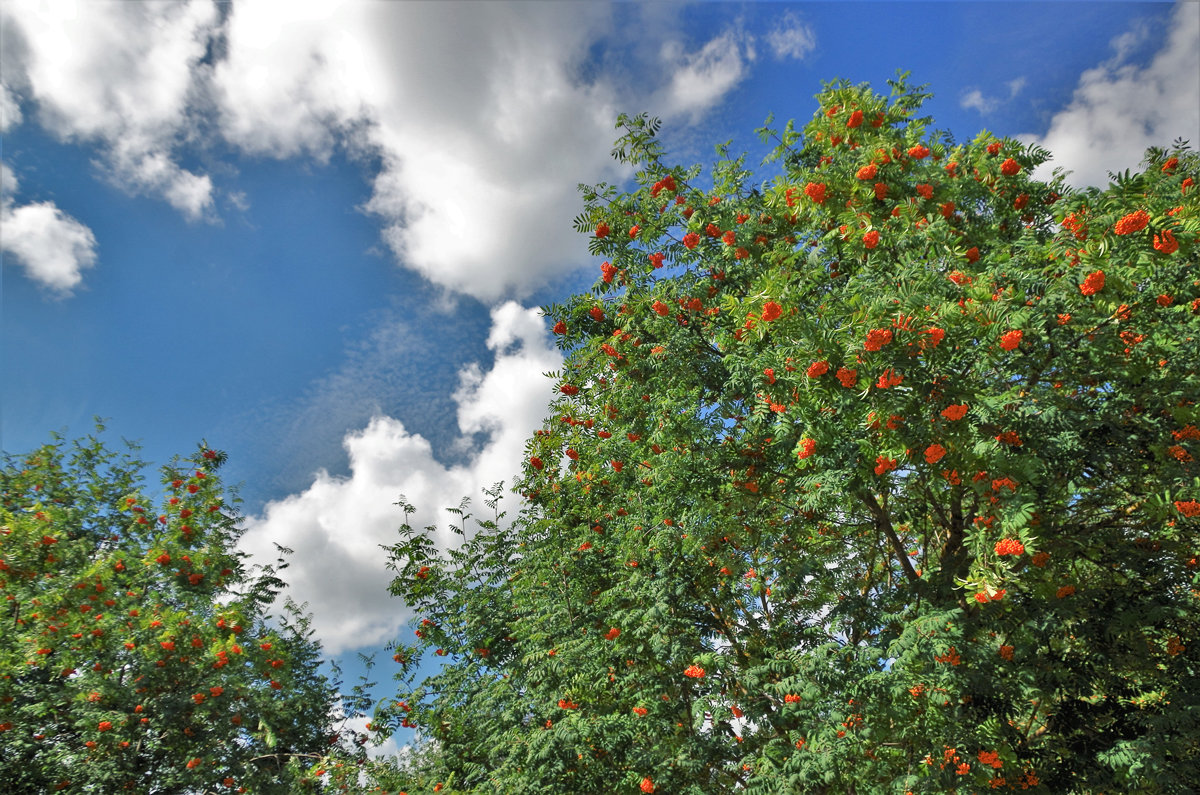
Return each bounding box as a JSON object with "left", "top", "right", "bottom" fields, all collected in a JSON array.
[
  {"left": 380, "top": 76, "right": 1199, "bottom": 793},
  {"left": 0, "top": 427, "right": 383, "bottom": 793}
]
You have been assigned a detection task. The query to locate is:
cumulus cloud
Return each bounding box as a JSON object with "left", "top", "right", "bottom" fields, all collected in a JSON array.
[
  {"left": 209, "top": 0, "right": 380, "bottom": 160},
  {"left": 4, "top": 2, "right": 766, "bottom": 300},
  {"left": 1, "top": 162, "right": 98, "bottom": 293},
  {"left": 2, "top": 0, "right": 218, "bottom": 219},
  {"left": 239, "top": 303, "right": 562, "bottom": 655},
  {"left": 1023, "top": 2, "right": 1200, "bottom": 188},
  {"left": 654, "top": 29, "right": 756, "bottom": 123},
  {"left": 766, "top": 12, "right": 816, "bottom": 61},
  {"left": 212, "top": 0, "right": 629, "bottom": 303}
]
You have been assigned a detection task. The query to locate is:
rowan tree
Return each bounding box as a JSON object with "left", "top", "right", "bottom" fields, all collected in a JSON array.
[
  {"left": 0, "top": 427, "right": 386, "bottom": 793},
  {"left": 379, "top": 76, "right": 1199, "bottom": 793}
]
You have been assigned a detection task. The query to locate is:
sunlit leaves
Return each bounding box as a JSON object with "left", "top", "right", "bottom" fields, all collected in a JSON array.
[
  {"left": 0, "top": 429, "right": 386, "bottom": 793},
  {"left": 381, "top": 76, "right": 1200, "bottom": 793}
]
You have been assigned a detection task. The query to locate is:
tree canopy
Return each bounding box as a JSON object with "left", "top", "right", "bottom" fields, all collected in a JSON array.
[
  {"left": 0, "top": 427, "right": 396, "bottom": 793},
  {"left": 379, "top": 76, "right": 1199, "bottom": 794}
]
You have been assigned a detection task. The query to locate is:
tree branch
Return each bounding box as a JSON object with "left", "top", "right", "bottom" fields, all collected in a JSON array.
[{"left": 858, "top": 490, "right": 920, "bottom": 583}]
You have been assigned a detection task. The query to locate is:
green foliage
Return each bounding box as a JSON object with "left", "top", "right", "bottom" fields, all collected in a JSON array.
[
  {"left": 0, "top": 426, "right": 392, "bottom": 794},
  {"left": 381, "top": 76, "right": 1200, "bottom": 793}
]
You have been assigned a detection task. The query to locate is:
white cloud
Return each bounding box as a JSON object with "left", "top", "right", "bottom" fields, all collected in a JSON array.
[
  {"left": 1, "top": 162, "right": 98, "bottom": 292},
  {"left": 1108, "top": 17, "right": 1151, "bottom": 64},
  {"left": 961, "top": 76, "right": 1026, "bottom": 117},
  {"left": 654, "top": 29, "right": 756, "bottom": 123},
  {"left": 341, "top": 715, "right": 406, "bottom": 761},
  {"left": 1, "top": 161, "right": 14, "bottom": 197},
  {"left": 239, "top": 302, "right": 562, "bottom": 655},
  {"left": 4, "top": 2, "right": 763, "bottom": 301},
  {"left": 1023, "top": 2, "right": 1200, "bottom": 188},
  {"left": 2, "top": 0, "right": 219, "bottom": 219},
  {"left": 766, "top": 12, "right": 816, "bottom": 61},
  {"left": 960, "top": 88, "right": 998, "bottom": 115},
  {"left": 0, "top": 83, "right": 21, "bottom": 131},
  {"left": 210, "top": 0, "right": 379, "bottom": 160},
  {"left": 226, "top": 190, "right": 249, "bottom": 212},
  {"left": 212, "top": 0, "right": 627, "bottom": 303}
]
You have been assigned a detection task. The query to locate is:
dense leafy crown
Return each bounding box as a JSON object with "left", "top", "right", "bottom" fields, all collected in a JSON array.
[
  {"left": 0, "top": 429, "right": 397, "bottom": 793},
  {"left": 387, "top": 76, "right": 1196, "bottom": 793}
]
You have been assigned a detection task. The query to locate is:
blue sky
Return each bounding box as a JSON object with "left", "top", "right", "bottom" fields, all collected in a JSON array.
[{"left": 3, "top": 0, "right": 1197, "bottom": 753}]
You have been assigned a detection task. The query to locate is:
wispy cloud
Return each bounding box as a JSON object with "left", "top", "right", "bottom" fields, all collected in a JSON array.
[
  {"left": 961, "top": 75, "right": 1027, "bottom": 116},
  {"left": 654, "top": 29, "right": 757, "bottom": 123},
  {"left": 0, "top": 83, "right": 21, "bottom": 131},
  {"left": 1022, "top": 2, "right": 1199, "bottom": 188},
  {"left": 766, "top": 11, "right": 816, "bottom": 61},
  {"left": 960, "top": 88, "right": 999, "bottom": 115},
  {"left": 0, "top": 162, "right": 98, "bottom": 293}
]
